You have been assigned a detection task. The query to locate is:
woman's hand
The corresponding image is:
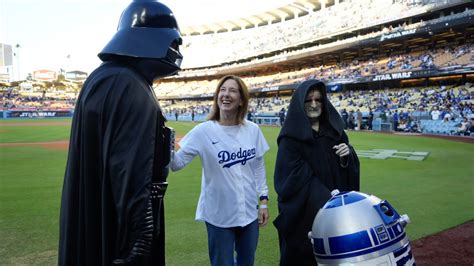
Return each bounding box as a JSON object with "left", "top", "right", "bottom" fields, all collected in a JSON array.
[{"left": 258, "top": 206, "right": 269, "bottom": 227}]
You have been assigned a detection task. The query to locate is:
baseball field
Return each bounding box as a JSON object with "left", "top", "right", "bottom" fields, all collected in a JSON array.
[{"left": 0, "top": 118, "right": 473, "bottom": 265}]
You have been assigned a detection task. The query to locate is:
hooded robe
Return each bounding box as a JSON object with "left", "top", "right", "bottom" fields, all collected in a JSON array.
[
  {"left": 273, "top": 79, "right": 360, "bottom": 265},
  {"left": 59, "top": 61, "right": 168, "bottom": 265}
]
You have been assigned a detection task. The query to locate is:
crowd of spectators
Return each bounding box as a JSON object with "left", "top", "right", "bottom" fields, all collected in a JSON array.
[
  {"left": 158, "top": 83, "right": 472, "bottom": 135},
  {"left": 2, "top": 81, "right": 472, "bottom": 137},
  {"left": 332, "top": 84, "right": 473, "bottom": 115},
  {"left": 172, "top": 4, "right": 472, "bottom": 88},
  {"left": 156, "top": 43, "right": 474, "bottom": 98},
  {"left": 1, "top": 88, "right": 76, "bottom": 111},
  {"left": 180, "top": 0, "right": 449, "bottom": 68}
]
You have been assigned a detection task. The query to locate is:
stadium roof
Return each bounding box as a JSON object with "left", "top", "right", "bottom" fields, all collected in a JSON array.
[{"left": 182, "top": 0, "right": 324, "bottom": 35}]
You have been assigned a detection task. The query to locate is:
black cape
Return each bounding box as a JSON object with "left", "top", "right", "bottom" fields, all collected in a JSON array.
[
  {"left": 59, "top": 61, "right": 166, "bottom": 265},
  {"left": 273, "top": 79, "right": 360, "bottom": 266}
]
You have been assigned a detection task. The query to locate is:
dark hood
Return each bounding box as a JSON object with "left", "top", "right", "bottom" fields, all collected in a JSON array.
[{"left": 278, "top": 79, "right": 344, "bottom": 143}]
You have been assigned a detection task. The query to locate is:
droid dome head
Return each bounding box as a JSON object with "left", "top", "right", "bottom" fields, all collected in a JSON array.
[
  {"left": 98, "top": 0, "right": 183, "bottom": 76},
  {"left": 309, "top": 190, "right": 415, "bottom": 265}
]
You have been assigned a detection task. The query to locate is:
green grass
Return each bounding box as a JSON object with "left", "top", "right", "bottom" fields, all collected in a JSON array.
[
  {"left": 0, "top": 118, "right": 72, "bottom": 143},
  {"left": 0, "top": 119, "right": 473, "bottom": 265},
  {"left": 0, "top": 147, "right": 67, "bottom": 265}
]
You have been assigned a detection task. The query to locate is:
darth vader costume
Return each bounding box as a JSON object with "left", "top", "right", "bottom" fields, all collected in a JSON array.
[
  {"left": 273, "top": 80, "right": 360, "bottom": 265},
  {"left": 58, "top": 1, "right": 182, "bottom": 265}
]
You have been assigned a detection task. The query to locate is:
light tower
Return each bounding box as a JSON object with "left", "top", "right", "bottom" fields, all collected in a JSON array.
[{"left": 15, "top": 44, "right": 21, "bottom": 81}]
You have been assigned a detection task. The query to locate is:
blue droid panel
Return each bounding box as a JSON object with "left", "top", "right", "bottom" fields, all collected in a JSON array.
[{"left": 324, "top": 192, "right": 367, "bottom": 209}]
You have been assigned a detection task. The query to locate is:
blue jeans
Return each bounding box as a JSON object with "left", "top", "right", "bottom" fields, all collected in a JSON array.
[{"left": 205, "top": 219, "right": 259, "bottom": 266}]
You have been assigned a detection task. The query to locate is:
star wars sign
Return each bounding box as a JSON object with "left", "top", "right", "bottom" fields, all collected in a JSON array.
[{"left": 373, "top": 72, "right": 413, "bottom": 81}]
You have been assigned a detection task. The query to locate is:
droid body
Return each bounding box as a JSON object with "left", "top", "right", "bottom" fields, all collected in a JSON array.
[{"left": 309, "top": 190, "right": 415, "bottom": 265}]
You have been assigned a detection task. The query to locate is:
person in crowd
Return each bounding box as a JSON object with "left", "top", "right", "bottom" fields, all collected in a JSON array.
[
  {"left": 348, "top": 109, "right": 355, "bottom": 130},
  {"left": 431, "top": 106, "right": 441, "bottom": 120},
  {"left": 454, "top": 117, "right": 470, "bottom": 135},
  {"left": 356, "top": 109, "right": 363, "bottom": 130},
  {"left": 170, "top": 75, "right": 270, "bottom": 266},
  {"left": 367, "top": 108, "right": 374, "bottom": 130},
  {"left": 58, "top": 1, "right": 183, "bottom": 265},
  {"left": 397, "top": 119, "right": 408, "bottom": 131},
  {"left": 273, "top": 79, "right": 360, "bottom": 266},
  {"left": 380, "top": 110, "right": 388, "bottom": 122},
  {"left": 468, "top": 117, "right": 474, "bottom": 135},
  {"left": 341, "top": 108, "right": 349, "bottom": 129},
  {"left": 393, "top": 110, "right": 400, "bottom": 131},
  {"left": 443, "top": 107, "right": 452, "bottom": 122},
  {"left": 247, "top": 108, "right": 254, "bottom": 122},
  {"left": 279, "top": 107, "right": 286, "bottom": 126}
]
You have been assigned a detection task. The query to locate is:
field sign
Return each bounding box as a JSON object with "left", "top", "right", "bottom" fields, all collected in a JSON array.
[{"left": 357, "top": 149, "right": 429, "bottom": 161}]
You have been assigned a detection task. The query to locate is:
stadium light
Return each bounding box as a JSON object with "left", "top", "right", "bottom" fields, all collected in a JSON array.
[{"left": 15, "top": 44, "right": 21, "bottom": 81}]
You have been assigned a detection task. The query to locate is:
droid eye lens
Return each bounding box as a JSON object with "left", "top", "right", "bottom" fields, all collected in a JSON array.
[{"left": 380, "top": 204, "right": 394, "bottom": 216}]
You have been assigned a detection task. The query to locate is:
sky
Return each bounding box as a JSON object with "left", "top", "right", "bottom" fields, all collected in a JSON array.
[{"left": 0, "top": 0, "right": 295, "bottom": 81}]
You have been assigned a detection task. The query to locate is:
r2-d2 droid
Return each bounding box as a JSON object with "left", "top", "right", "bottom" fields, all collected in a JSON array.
[{"left": 309, "top": 190, "right": 415, "bottom": 265}]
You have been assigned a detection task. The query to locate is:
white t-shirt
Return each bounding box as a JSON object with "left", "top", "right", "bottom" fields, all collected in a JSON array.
[
  {"left": 171, "top": 120, "right": 270, "bottom": 227},
  {"left": 431, "top": 110, "right": 441, "bottom": 120}
]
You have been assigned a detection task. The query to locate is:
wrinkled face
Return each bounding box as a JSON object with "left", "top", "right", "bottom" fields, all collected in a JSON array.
[
  {"left": 305, "top": 89, "right": 323, "bottom": 120},
  {"left": 217, "top": 79, "right": 242, "bottom": 114}
]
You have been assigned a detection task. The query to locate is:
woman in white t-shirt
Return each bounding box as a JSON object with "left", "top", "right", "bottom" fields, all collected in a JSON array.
[
  {"left": 431, "top": 107, "right": 441, "bottom": 120},
  {"left": 171, "top": 75, "right": 270, "bottom": 266}
]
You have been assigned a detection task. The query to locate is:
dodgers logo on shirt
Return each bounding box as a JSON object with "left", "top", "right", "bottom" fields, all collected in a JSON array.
[{"left": 218, "top": 147, "right": 256, "bottom": 168}]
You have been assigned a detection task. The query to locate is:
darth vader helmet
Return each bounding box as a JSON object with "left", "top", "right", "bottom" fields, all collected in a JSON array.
[{"left": 98, "top": 0, "right": 183, "bottom": 76}]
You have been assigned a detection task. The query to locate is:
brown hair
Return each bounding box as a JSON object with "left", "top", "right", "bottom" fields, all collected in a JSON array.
[{"left": 208, "top": 75, "right": 250, "bottom": 125}]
